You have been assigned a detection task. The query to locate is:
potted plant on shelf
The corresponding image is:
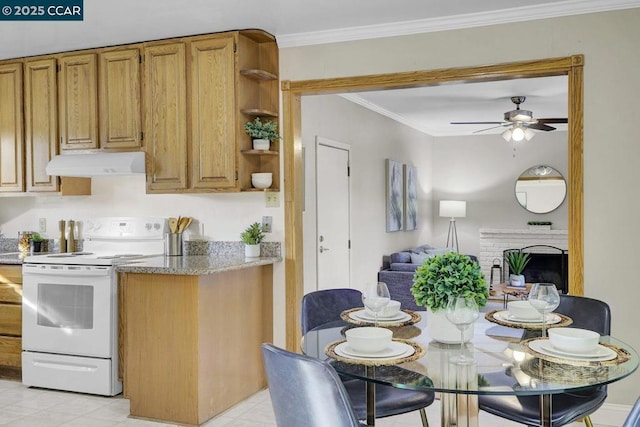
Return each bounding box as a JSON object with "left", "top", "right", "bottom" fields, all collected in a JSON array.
[
  {"left": 411, "top": 251, "right": 488, "bottom": 343},
  {"left": 505, "top": 250, "right": 530, "bottom": 287},
  {"left": 29, "top": 232, "right": 44, "bottom": 253},
  {"left": 244, "top": 117, "right": 280, "bottom": 150},
  {"left": 241, "top": 222, "right": 265, "bottom": 258}
]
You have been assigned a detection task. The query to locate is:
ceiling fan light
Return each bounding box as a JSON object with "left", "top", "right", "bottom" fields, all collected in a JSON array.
[
  {"left": 502, "top": 128, "right": 513, "bottom": 141},
  {"left": 511, "top": 126, "right": 525, "bottom": 141},
  {"left": 524, "top": 128, "right": 535, "bottom": 141}
]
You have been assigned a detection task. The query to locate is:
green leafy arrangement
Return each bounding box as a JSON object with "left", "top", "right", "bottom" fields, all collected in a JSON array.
[
  {"left": 244, "top": 117, "right": 280, "bottom": 141},
  {"left": 240, "top": 222, "right": 265, "bottom": 245},
  {"left": 506, "top": 250, "right": 530, "bottom": 275},
  {"left": 30, "top": 232, "right": 44, "bottom": 242},
  {"left": 411, "top": 252, "right": 488, "bottom": 312}
]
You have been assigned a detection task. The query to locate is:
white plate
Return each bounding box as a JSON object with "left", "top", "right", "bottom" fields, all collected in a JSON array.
[
  {"left": 335, "top": 341, "right": 415, "bottom": 360},
  {"left": 493, "top": 310, "right": 561, "bottom": 325},
  {"left": 529, "top": 339, "right": 617, "bottom": 361},
  {"left": 350, "top": 310, "right": 411, "bottom": 323}
]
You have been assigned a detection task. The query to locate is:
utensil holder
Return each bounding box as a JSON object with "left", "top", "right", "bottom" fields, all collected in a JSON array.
[{"left": 165, "top": 233, "right": 183, "bottom": 256}]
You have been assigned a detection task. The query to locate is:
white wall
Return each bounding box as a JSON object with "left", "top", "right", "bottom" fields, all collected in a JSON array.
[
  {"left": 281, "top": 9, "right": 640, "bottom": 405},
  {"left": 301, "top": 94, "right": 433, "bottom": 294},
  {"left": 432, "top": 131, "right": 568, "bottom": 256},
  {"left": 0, "top": 175, "right": 288, "bottom": 344}
]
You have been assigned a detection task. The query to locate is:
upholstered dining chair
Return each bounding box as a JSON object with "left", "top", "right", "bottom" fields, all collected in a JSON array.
[
  {"left": 623, "top": 396, "right": 640, "bottom": 427},
  {"left": 261, "top": 343, "right": 368, "bottom": 427},
  {"left": 479, "top": 294, "right": 611, "bottom": 427},
  {"left": 301, "top": 288, "right": 433, "bottom": 426}
]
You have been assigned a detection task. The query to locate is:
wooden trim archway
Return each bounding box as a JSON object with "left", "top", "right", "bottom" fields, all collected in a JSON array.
[{"left": 282, "top": 55, "right": 584, "bottom": 351}]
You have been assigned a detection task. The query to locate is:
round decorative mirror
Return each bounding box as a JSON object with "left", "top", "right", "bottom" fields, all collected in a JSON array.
[{"left": 515, "top": 165, "right": 567, "bottom": 214}]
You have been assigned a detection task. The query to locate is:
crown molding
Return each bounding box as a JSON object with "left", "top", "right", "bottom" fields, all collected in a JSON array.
[
  {"left": 277, "top": 0, "right": 640, "bottom": 48},
  {"left": 339, "top": 93, "right": 431, "bottom": 135}
]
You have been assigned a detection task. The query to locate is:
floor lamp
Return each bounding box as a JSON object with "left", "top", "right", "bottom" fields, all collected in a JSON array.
[{"left": 439, "top": 200, "right": 466, "bottom": 252}]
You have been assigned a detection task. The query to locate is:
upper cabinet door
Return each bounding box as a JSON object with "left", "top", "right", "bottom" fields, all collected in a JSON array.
[
  {"left": 58, "top": 53, "right": 98, "bottom": 150},
  {"left": 190, "top": 36, "right": 237, "bottom": 190},
  {"left": 99, "top": 48, "right": 141, "bottom": 149},
  {"left": 24, "top": 58, "right": 59, "bottom": 192},
  {"left": 143, "top": 43, "right": 188, "bottom": 192},
  {"left": 0, "top": 62, "right": 24, "bottom": 193}
]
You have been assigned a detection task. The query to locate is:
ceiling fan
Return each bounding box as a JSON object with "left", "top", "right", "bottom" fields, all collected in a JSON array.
[{"left": 450, "top": 96, "right": 568, "bottom": 140}]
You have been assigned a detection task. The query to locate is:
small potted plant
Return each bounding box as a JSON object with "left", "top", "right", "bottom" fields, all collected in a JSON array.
[
  {"left": 244, "top": 117, "right": 280, "bottom": 150},
  {"left": 29, "top": 232, "right": 44, "bottom": 253},
  {"left": 240, "top": 222, "right": 265, "bottom": 258},
  {"left": 505, "top": 250, "right": 530, "bottom": 287},
  {"left": 411, "top": 252, "right": 488, "bottom": 343}
]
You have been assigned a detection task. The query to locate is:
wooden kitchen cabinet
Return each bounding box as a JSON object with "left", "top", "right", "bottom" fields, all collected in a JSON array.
[
  {"left": 99, "top": 47, "right": 142, "bottom": 150},
  {"left": 189, "top": 35, "right": 237, "bottom": 190},
  {"left": 0, "top": 61, "right": 24, "bottom": 193},
  {"left": 143, "top": 42, "right": 188, "bottom": 192},
  {"left": 24, "top": 58, "right": 59, "bottom": 192},
  {"left": 58, "top": 53, "right": 99, "bottom": 150},
  {"left": 144, "top": 30, "right": 279, "bottom": 194},
  {"left": 0, "top": 265, "right": 22, "bottom": 379}
]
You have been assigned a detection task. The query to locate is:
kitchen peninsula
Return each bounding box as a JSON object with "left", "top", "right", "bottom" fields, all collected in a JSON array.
[{"left": 117, "top": 253, "right": 279, "bottom": 426}]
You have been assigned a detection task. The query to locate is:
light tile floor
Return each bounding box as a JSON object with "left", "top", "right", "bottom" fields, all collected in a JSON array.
[{"left": 0, "top": 378, "right": 610, "bottom": 426}]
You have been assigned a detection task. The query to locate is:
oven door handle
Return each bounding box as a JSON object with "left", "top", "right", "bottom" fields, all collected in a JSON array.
[{"left": 23, "top": 264, "right": 112, "bottom": 277}]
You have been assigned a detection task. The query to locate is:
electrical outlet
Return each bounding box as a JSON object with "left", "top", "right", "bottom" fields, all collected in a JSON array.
[
  {"left": 265, "top": 191, "right": 280, "bottom": 208},
  {"left": 262, "top": 216, "right": 272, "bottom": 233},
  {"left": 39, "top": 218, "right": 46, "bottom": 233}
]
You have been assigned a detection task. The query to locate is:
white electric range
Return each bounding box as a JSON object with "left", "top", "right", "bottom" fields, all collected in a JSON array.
[{"left": 21, "top": 217, "right": 167, "bottom": 396}]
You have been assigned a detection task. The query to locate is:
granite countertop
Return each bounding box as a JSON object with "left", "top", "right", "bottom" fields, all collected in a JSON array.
[
  {"left": 0, "top": 252, "right": 26, "bottom": 265},
  {"left": 115, "top": 254, "right": 281, "bottom": 275}
]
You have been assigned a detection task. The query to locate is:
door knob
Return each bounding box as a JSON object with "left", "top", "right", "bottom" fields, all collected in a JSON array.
[{"left": 319, "top": 246, "right": 330, "bottom": 253}]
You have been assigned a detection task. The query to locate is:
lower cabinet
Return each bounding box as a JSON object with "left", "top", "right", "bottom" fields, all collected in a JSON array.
[{"left": 0, "top": 265, "right": 22, "bottom": 379}]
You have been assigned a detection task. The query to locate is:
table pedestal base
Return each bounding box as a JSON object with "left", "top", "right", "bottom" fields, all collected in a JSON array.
[{"left": 442, "top": 362, "right": 479, "bottom": 427}]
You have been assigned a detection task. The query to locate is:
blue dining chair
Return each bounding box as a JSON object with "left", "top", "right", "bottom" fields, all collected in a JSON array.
[
  {"left": 301, "top": 288, "right": 433, "bottom": 426},
  {"left": 262, "top": 343, "right": 368, "bottom": 427},
  {"left": 479, "top": 294, "right": 611, "bottom": 426},
  {"left": 624, "top": 396, "right": 640, "bottom": 427}
]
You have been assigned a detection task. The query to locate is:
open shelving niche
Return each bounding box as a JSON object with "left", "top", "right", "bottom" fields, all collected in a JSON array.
[{"left": 237, "top": 31, "right": 280, "bottom": 192}]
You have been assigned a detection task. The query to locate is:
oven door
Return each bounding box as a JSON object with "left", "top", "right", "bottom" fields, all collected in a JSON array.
[{"left": 22, "top": 264, "right": 115, "bottom": 358}]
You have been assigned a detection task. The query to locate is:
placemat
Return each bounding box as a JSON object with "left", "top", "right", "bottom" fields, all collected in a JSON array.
[
  {"left": 485, "top": 309, "right": 573, "bottom": 330},
  {"left": 522, "top": 338, "right": 631, "bottom": 367},
  {"left": 325, "top": 338, "right": 425, "bottom": 366},
  {"left": 341, "top": 308, "right": 421, "bottom": 327}
]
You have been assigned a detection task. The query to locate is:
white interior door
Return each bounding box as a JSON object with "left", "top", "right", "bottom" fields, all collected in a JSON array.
[{"left": 316, "top": 137, "right": 351, "bottom": 290}]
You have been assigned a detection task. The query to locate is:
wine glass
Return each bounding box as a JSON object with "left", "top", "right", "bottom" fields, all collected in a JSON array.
[
  {"left": 528, "top": 283, "right": 560, "bottom": 338},
  {"left": 446, "top": 296, "right": 480, "bottom": 364},
  {"left": 362, "top": 282, "right": 390, "bottom": 327}
]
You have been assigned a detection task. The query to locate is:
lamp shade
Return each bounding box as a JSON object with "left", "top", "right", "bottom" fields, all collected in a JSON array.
[{"left": 439, "top": 200, "right": 466, "bottom": 218}]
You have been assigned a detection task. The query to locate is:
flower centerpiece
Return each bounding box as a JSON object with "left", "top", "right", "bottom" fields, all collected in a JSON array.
[
  {"left": 240, "top": 222, "right": 265, "bottom": 258},
  {"left": 244, "top": 117, "right": 280, "bottom": 150},
  {"left": 505, "top": 250, "right": 530, "bottom": 287},
  {"left": 411, "top": 251, "right": 488, "bottom": 343}
]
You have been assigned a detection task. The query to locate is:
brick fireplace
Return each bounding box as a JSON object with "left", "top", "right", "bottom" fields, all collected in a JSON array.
[{"left": 479, "top": 228, "right": 568, "bottom": 291}]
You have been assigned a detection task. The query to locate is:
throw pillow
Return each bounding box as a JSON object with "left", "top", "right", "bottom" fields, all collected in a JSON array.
[
  {"left": 425, "top": 247, "right": 454, "bottom": 256},
  {"left": 410, "top": 252, "right": 432, "bottom": 265}
]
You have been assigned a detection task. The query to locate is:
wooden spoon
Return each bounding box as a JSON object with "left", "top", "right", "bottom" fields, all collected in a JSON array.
[{"left": 169, "top": 217, "right": 178, "bottom": 233}]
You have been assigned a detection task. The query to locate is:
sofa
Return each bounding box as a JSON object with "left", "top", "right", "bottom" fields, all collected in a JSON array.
[{"left": 377, "top": 245, "right": 478, "bottom": 311}]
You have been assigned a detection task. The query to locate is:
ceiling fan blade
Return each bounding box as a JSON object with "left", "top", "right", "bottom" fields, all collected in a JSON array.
[
  {"left": 450, "top": 121, "right": 503, "bottom": 125},
  {"left": 473, "top": 124, "right": 506, "bottom": 133},
  {"left": 527, "top": 123, "right": 556, "bottom": 131},
  {"left": 537, "top": 118, "right": 568, "bottom": 124}
]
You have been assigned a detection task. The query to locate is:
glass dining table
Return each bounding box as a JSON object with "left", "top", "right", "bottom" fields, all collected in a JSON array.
[{"left": 301, "top": 309, "right": 639, "bottom": 427}]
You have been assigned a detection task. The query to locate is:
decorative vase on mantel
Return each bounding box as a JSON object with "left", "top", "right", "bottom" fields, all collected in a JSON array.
[
  {"left": 245, "top": 243, "right": 261, "bottom": 258},
  {"left": 427, "top": 308, "right": 474, "bottom": 344}
]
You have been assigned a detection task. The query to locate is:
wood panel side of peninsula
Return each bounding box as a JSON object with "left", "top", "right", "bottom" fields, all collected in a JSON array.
[{"left": 120, "top": 265, "right": 273, "bottom": 426}]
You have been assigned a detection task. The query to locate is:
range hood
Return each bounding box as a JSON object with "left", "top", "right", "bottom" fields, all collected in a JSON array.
[{"left": 46, "top": 152, "right": 146, "bottom": 177}]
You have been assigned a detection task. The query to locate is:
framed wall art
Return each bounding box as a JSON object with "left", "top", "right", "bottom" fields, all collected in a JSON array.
[{"left": 386, "top": 159, "right": 404, "bottom": 232}]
